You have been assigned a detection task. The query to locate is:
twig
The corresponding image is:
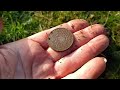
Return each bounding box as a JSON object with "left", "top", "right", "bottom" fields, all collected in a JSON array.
[{"left": 103, "top": 11, "right": 111, "bottom": 26}]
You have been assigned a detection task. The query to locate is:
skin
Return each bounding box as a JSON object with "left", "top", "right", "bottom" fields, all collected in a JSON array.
[{"left": 0, "top": 19, "right": 109, "bottom": 79}]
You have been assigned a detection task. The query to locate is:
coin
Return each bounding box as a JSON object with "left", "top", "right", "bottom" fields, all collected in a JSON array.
[{"left": 48, "top": 28, "right": 74, "bottom": 51}]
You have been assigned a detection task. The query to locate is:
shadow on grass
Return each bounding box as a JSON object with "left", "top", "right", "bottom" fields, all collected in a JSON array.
[{"left": 99, "top": 38, "right": 120, "bottom": 79}]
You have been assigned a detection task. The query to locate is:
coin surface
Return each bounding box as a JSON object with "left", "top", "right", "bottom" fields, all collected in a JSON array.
[{"left": 48, "top": 28, "right": 74, "bottom": 51}]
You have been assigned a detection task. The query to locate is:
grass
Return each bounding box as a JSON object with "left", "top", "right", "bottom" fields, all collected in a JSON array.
[{"left": 0, "top": 11, "right": 120, "bottom": 79}]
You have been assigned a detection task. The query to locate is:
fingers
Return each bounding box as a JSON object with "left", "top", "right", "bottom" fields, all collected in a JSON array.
[
  {"left": 67, "top": 19, "right": 89, "bottom": 32},
  {"left": 54, "top": 35, "right": 109, "bottom": 78},
  {"left": 62, "top": 57, "right": 107, "bottom": 79},
  {"left": 28, "top": 19, "right": 89, "bottom": 49},
  {"left": 47, "top": 24, "right": 106, "bottom": 62}
]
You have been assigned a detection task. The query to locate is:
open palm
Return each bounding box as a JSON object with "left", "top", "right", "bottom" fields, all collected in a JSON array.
[{"left": 0, "top": 19, "right": 109, "bottom": 79}]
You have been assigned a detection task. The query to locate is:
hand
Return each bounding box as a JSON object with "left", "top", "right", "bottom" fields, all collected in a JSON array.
[{"left": 0, "top": 19, "right": 109, "bottom": 79}]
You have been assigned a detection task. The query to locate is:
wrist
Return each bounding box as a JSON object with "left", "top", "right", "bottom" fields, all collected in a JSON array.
[{"left": 0, "top": 45, "right": 17, "bottom": 78}]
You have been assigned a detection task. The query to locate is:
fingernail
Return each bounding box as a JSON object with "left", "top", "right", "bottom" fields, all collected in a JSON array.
[
  {"left": 104, "top": 28, "right": 111, "bottom": 36},
  {"left": 103, "top": 57, "right": 107, "bottom": 63}
]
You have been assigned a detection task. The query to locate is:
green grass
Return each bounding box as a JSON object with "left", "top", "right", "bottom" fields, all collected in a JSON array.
[{"left": 0, "top": 11, "right": 120, "bottom": 79}]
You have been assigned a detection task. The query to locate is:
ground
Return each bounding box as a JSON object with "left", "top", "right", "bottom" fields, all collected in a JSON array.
[{"left": 0, "top": 11, "right": 120, "bottom": 79}]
